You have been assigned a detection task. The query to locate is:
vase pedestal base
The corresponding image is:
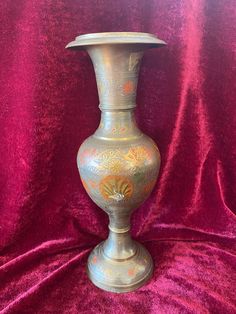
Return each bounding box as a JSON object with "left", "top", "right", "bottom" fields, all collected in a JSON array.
[{"left": 87, "top": 241, "right": 153, "bottom": 293}]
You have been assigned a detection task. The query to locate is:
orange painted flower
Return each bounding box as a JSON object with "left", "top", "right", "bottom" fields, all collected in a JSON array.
[
  {"left": 99, "top": 175, "right": 133, "bottom": 201},
  {"left": 92, "top": 256, "right": 97, "bottom": 264},
  {"left": 128, "top": 269, "right": 135, "bottom": 276},
  {"left": 123, "top": 80, "right": 135, "bottom": 94},
  {"left": 120, "top": 127, "right": 126, "bottom": 133}
]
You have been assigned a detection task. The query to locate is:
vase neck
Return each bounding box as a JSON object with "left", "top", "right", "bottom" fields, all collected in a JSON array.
[
  {"left": 94, "top": 109, "right": 142, "bottom": 140},
  {"left": 87, "top": 45, "right": 144, "bottom": 111}
]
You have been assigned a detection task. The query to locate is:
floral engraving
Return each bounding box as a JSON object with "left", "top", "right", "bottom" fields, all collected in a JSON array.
[
  {"left": 125, "top": 146, "right": 151, "bottom": 165},
  {"left": 128, "top": 52, "right": 142, "bottom": 72}
]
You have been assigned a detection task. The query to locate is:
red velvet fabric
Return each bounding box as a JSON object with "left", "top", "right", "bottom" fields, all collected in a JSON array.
[{"left": 0, "top": 0, "right": 236, "bottom": 313}]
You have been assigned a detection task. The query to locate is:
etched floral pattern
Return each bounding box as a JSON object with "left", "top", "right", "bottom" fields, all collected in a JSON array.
[
  {"left": 80, "top": 146, "right": 154, "bottom": 175},
  {"left": 125, "top": 146, "right": 151, "bottom": 166}
]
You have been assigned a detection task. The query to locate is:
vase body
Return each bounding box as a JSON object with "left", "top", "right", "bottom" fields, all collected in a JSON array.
[{"left": 66, "top": 32, "right": 166, "bottom": 293}]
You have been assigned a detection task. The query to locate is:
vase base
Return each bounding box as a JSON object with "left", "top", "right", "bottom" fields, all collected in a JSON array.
[{"left": 87, "top": 241, "right": 153, "bottom": 293}]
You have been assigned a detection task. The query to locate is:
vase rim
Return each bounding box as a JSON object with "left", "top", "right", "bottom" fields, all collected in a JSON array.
[{"left": 66, "top": 32, "right": 166, "bottom": 50}]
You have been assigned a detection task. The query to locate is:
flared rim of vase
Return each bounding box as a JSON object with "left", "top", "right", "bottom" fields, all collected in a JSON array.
[{"left": 66, "top": 32, "right": 166, "bottom": 50}]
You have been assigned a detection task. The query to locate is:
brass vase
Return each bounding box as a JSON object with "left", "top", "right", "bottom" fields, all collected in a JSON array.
[{"left": 66, "top": 32, "right": 166, "bottom": 293}]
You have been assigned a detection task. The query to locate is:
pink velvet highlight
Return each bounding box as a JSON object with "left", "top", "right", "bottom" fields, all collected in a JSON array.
[{"left": 0, "top": 0, "right": 236, "bottom": 313}]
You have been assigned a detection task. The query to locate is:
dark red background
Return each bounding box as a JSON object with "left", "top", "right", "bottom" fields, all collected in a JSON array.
[{"left": 0, "top": 0, "right": 236, "bottom": 313}]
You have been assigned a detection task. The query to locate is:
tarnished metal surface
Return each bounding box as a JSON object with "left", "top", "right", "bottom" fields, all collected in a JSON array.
[{"left": 66, "top": 32, "right": 166, "bottom": 293}]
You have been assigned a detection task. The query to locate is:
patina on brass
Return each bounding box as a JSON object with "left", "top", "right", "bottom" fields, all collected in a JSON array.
[{"left": 66, "top": 32, "right": 166, "bottom": 293}]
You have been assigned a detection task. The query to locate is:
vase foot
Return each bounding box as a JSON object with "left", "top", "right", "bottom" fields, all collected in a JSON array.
[{"left": 87, "top": 241, "right": 153, "bottom": 293}]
